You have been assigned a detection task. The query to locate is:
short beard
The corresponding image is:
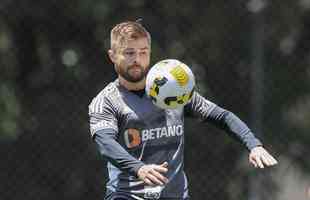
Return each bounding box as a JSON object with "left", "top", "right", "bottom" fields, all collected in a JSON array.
[{"left": 117, "top": 65, "right": 148, "bottom": 83}]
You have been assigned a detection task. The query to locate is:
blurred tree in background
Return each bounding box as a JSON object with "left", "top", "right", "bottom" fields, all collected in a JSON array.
[{"left": 0, "top": 1, "right": 309, "bottom": 200}]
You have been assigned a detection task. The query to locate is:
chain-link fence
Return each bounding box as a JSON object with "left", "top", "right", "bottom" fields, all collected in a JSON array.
[{"left": 1, "top": 1, "right": 310, "bottom": 200}]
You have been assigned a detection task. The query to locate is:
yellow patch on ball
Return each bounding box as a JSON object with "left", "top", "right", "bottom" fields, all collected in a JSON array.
[{"left": 170, "top": 65, "right": 189, "bottom": 87}]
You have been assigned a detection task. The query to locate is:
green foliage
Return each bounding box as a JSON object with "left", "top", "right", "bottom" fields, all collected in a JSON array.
[
  {"left": 0, "top": 1, "right": 310, "bottom": 200},
  {"left": 0, "top": 83, "right": 20, "bottom": 139}
]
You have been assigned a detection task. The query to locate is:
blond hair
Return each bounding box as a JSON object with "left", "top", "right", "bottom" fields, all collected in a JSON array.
[{"left": 110, "top": 21, "right": 151, "bottom": 51}]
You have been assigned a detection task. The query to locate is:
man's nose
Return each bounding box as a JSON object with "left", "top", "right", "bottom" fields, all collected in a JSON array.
[{"left": 133, "top": 54, "right": 141, "bottom": 64}]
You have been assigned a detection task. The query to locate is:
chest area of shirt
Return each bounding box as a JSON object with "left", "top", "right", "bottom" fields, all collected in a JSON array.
[
  {"left": 118, "top": 92, "right": 183, "bottom": 126},
  {"left": 117, "top": 93, "right": 184, "bottom": 148}
]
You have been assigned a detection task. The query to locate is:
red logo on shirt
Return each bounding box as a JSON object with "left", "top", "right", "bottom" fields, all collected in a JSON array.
[{"left": 124, "top": 128, "right": 141, "bottom": 148}]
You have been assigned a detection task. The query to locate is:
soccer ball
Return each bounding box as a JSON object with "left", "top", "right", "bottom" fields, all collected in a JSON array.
[{"left": 145, "top": 59, "right": 195, "bottom": 109}]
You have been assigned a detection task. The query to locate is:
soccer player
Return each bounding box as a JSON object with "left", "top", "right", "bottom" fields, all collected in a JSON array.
[{"left": 88, "top": 20, "right": 278, "bottom": 200}]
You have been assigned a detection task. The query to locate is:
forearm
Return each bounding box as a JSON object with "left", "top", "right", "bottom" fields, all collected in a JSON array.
[
  {"left": 94, "top": 130, "right": 144, "bottom": 176},
  {"left": 207, "top": 106, "right": 262, "bottom": 150}
]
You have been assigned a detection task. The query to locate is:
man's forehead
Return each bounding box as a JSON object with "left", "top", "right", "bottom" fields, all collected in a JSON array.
[{"left": 118, "top": 38, "right": 150, "bottom": 49}]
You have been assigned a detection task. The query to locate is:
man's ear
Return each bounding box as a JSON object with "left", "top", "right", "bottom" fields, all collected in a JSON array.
[{"left": 108, "top": 49, "right": 115, "bottom": 63}]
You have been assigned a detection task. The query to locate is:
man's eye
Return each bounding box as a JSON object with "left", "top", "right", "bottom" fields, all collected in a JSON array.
[{"left": 125, "top": 51, "right": 135, "bottom": 56}]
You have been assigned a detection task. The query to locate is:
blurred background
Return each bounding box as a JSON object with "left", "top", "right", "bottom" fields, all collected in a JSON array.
[{"left": 1, "top": 0, "right": 310, "bottom": 200}]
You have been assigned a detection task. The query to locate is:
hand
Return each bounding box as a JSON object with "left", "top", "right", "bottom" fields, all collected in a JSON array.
[
  {"left": 249, "top": 146, "right": 278, "bottom": 168},
  {"left": 137, "top": 162, "right": 169, "bottom": 186}
]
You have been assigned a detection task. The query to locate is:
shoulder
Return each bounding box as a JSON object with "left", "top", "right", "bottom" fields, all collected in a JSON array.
[
  {"left": 186, "top": 91, "right": 217, "bottom": 112},
  {"left": 88, "top": 81, "right": 120, "bottom": 113},
  {"left": 98, "top": 81, "right": 119, "bottom": 98}
]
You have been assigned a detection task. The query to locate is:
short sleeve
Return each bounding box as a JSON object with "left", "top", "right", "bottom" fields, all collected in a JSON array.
[{"left": 88, "top": 96, "right": 118, "bottom": 138}]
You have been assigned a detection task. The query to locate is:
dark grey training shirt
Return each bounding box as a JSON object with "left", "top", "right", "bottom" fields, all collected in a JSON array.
[{"left": 88, "top": 79, "right": 261, "bottom": 200}]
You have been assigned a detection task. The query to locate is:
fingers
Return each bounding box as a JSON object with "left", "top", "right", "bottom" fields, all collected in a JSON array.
[
  {"left": 249, "top": 156, "right": 258, "bottom": 168},
  {"left": 261, "top": 153, "right": 276, "bottom": 166},
  {"left": 146, "top": 172, "right": 165, "bottom": 185},
  {"left": 144, "top": 177, "right": 155, "bottom": 186},
  {"left": 262, "top": 152, "right": 278, "bottom": 166},
  {"left": 138, "top": 162, "right": 169, "bottom": 186},
  {"left": 249, "top": 147, "right": 278, "bottom": 169},
  {"left": 150, "top": 169, "right": 169, "bottom": 184},
  {"left": 261, "top": 154, "right": 271, "bottom": 167},
  {"left": 153, "top": 163, "right": 168, "bottom": 173},
  {"left": 267, "top": 152, "right": 278, "bottom": 165},
  {"left": 160, "top": 162, "right": 168, "bottom": 168},
  {"left": 270, "top": 156, "right": 278, "bottom": 165},
  {"left": 253, "top": 155, "right": 265, "bottom": 169}
]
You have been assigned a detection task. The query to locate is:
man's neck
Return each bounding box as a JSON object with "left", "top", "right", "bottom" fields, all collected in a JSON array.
[{"left": 118, "top": 76, "right": 146, "bottom": 91}]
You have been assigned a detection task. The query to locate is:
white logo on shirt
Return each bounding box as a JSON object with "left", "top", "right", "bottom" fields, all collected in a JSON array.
[{"left": 124, "top": 125, "right": 183, "bottom": 148}]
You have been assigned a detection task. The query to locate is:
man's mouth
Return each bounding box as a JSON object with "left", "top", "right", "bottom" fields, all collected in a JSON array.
[
  {"left": 129, "top": 65, "right": 142, "bottom": 72},
  {"left": 130, "top": 65, "right": 142, "bottom": 69}
]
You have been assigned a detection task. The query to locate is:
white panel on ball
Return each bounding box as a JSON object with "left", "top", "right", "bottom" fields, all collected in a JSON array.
[{"left": 145, "top": 59, "right": 195, "bottom": 109}]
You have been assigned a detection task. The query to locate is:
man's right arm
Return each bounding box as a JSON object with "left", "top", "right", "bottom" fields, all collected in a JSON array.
[
  {"left": 89, "top": 95, "right": 168, "bottom": 184},
  {"left": 89, "top": 96, "right": 144, "bottom": 176},
  {"left": 93, "top": 129, "right": 144, "bottom": 176}
]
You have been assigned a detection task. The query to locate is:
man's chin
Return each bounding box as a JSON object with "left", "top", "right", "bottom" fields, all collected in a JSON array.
[
  {"left": 122, "top": 74, "right": 145, "bottom": 83},
  {"left": 129, "top": 76, "right": 145, "bottom": 83}
]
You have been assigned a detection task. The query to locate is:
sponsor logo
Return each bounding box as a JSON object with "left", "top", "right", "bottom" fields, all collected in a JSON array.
[
  {"left": 170, "top": 64, "right": 189, "bottom": 86},
  {"left": 141, "top": 125, "right": 183, "bottom": 141},
  {"left": 124, "top": 125, "right": 183, "bottom": 148},
  {"left": 144, "top": 186, "right": 163, "bottom": 199},
  {"left": 124, "top": 128, "right": 141, "bottom": 148},
  {"left": 91, "top": 120, "right": 118, "bottom": 135},
  {"left": 144, "top": 191, "right": 160, "bottom": 199}
]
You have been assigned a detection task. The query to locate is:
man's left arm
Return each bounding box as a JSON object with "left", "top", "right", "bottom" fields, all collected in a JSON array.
[
  {"left": 206, "top": 106, "right": 278, "bottom": 168},
  {"left": 185, "top": 91, "right": 278, "bottom": 168}
]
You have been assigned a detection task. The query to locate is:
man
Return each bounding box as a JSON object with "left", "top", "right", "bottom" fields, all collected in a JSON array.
[{"left": 88, "top": 21, "right": 278, "bottom": 200}]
